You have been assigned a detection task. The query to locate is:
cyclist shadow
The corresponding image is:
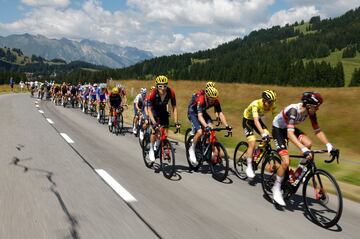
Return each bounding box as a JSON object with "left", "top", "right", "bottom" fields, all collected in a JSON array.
[
  {"left": 266, "top": 193, "right": 343, "bottom": 231},
  {"left": 152, "top": 163, "right": 183, "bottom": 181}
]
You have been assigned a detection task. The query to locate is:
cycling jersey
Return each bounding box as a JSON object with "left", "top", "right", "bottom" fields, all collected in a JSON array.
[
  {"left": 147, "top": 87, "right": 176, "bottom": 126},
  {"left": 97, "top": 88, "right": 107, "bottom": 102},
  {"left": 243, "top": 99, "right": 277, "bottom": 120},
  {"left": 273, "top": 103, "right": 319, "bottom": 131},
  {"left": 272, "top": 103, "right": 320, "bottom": 155},
  {"left": 109, "top": 92, "right": 121, "bottom": 108},
  {"left": 89, "top": 87, "right": 97, "bottom": 101},
  {"left": 187, "top": 89, "right": 221, "bottom": 131}
]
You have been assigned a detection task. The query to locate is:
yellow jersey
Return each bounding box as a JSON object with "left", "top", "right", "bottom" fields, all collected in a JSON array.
[{"left": 243, "top": 99, "right": 277, "bottom": 120}]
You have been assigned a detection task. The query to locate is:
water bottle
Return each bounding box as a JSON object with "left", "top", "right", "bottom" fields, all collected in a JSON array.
[
  {"left": 253, "top": 148, "right": 261, "bottom": 161},
  {"left": 294, "top": 165, "right": 305, "bottom": 178},
  {"left": 288, "top": 169, "right": 295, "bottom": 183}
]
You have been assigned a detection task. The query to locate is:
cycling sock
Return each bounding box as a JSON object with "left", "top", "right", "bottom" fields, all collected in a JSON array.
[
  {"left": 247, "top": 157, "right": 253, "bottom": 169},
  {"left": 274, "top": 175, "right": 284, "bottom": 190}
]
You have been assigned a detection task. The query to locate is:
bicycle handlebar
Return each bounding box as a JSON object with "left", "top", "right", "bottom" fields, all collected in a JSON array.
[
  {"left": 290, "top": 149, "right": 340, "bottom": 164},
  {"left": 209, "top": 128, "right": 232, "bottom": 137}
]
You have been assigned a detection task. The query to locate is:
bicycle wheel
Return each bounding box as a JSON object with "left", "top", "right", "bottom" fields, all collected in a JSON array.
[
  {"left": 233, "top": 141, "right": 249, "bottom": 180},
  {"left": 302, "top": 169, "right": 343, "bottom": 228},
  {"left": 260, "top": 154, "right": 282, "bottom": 201},
  {"left": 185, "top": 135, "right": 202, "bottom": 171},
  {"left": 160, "top": 139, "right": 175, "bottom": 179},
  {"left": 184, "top": 128, "right": 192, "bottom": 144},
  {"left": 209, "top": 142, "right": 229, "bottom": 182},
  {"left": 141, "top": 132, "right": 154, "bottom": 168},
  {"left": 119, "top": 114, "right": 124, "bottom": 134}
]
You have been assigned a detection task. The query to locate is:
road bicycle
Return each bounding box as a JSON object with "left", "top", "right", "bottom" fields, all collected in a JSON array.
[
  {"left": 233, "top": 138, "right": 277, "bottom": 180},
  {"left": 108, "top": 106, "right": 124, "bottom": 136},
  {"left": 185, "top": 127, "right": 231, "bottom": 182},
  {"left": 98, "top": 101, "right": 107, "bottom": 124},
  {"left": 261, "top": 149, "right": 342, "bottom": 228},
  {"left": 142, "top": 125, "right": 180, "bottom": 179}
]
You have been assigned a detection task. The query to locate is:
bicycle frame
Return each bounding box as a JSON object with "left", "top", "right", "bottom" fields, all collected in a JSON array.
[{"left": 283, "top": 149, "right": 340, "bottom": 199}]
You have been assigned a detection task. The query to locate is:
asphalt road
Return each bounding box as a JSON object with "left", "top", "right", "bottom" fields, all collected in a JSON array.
[{"left": 1, "top": 93, "right": 359, "bottom": 239}]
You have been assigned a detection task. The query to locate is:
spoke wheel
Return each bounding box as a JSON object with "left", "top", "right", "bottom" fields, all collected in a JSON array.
[
  {"left": 303, "top": 169, "right": 343, "bottom": 228},
  {"left": 233, "top": 141, "right": 249, "bottom": 180},
  {"left": 160, "top": 139, "right": 175, "bottom": 179},
  {"left": 185, "top": 135, "right": 202, "bottom": 171},
  {"left": 141, "top": 133, "right": 154, "bottom": 168},
  {"left": 209, "top": 142, "right": 229, "bottom": 182},
  {"left": 260, "top": 154, "right": 282, "bottom": 201}
]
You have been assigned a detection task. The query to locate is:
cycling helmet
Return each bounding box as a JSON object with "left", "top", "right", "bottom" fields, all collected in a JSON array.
[
  {"left": 205, "top": 87, "right": 219, "bottom": 98},
  {"left": 155, "top": 75, "right": 168, "bottom": 85},
  {"left": 112, "top": 87, "right": 119, "bottom": 94},
  {"left": 93, "top": 83, "right": 98, "bottom": 87},
  {"left": 262, "top": 90, "right": 277, "bottom": 102},
  {"left": 301, "top": 92, "right": 323, "bottom": 106},
  {"left": 206, "top": 81, "right": 215, "bottom": 89}
]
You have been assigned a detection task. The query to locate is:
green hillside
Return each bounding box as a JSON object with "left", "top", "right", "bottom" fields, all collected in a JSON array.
[{"left": 85, "top": 7, "right": 360, "bottom": 88}]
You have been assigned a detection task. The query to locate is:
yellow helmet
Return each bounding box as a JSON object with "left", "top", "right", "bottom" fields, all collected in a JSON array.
[
  {"left": 155, "top": 75, "right": 168, "bottom": 85},
  {"left": 112, "top": 87, "right": 119, "bottom": 94},
  {"left": 206, "top": 81, "right": 215, "bottom": 89},
  {"left": 262, "top": 90, "right": 277, "bottom": 102},
  {"left": 205, "top": 87, "right": 219, "bottom": 98}
]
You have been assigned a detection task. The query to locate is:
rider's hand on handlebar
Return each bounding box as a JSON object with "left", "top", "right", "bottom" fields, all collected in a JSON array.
[
  {"left": 205, "top": 126, "right": 211, "bottom": 132},
  {"left": 226, "top": 125, "right": 232, "bottom": 131},
  {"left": 175, "top": 122, "right": 181, "bottom": 129},
  {"left": 326, "top": 143, "right": 333, "bottom": 153},
  {"left": 261, "top": 132, "right": 270, "bottom": 142},
  {"left": 302, "top": 147, "right": 312, "bottom": 159}
]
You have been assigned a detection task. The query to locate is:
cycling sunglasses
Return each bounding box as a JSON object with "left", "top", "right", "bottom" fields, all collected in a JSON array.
[{"left": 157, "top": 84, "right": 167, "bottom": 89}]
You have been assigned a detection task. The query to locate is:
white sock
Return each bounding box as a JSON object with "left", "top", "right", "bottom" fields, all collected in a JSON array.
[
  {"left": 274, "top": 175, "right": 284, "bottom": 190},
  {"left": 247, "top": 157, "right": 253, "bottom": 169}
]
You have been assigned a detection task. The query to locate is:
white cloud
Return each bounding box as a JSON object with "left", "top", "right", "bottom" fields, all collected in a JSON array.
[
  {"left": 21, "top": 0, "right": 70, "bottom": 8},
  {"left": 1, "top": 0, "right": 359, "bottom": 57},
  {"left": 264, "top": 6, "right": 320, "bottom": 28}
]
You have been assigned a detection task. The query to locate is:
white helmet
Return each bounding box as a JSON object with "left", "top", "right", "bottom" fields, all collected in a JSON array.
[{"left": 140, "top": 88, "right": 147, "bottom": 95}]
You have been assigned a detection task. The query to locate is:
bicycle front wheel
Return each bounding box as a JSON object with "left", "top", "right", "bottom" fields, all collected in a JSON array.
[
  {"left": 160, "top": 139, "right": 175, "bottom": 179},
  {"left": 141, "top": 132, "right": 154, "bottom": 168},
  {"left": 260, "top": 154, "right": 282, "bottom": 202},
  {"left": 209, "top": 142, "right": 229, "bottom": 182},
  {"left": 302, "top": 169, "right": 343, "bottom": 228},
  {"left": 233, "top": 141, "right": 249, "bottom": 180}
]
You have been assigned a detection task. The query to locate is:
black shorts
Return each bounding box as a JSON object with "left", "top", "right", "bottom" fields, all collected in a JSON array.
[
  {"left": 242, "top": 118, "right": 267, "bottom": 138},
  {"left": 272, "top": 126, "right": 305, "bottom": 153},
  {"left": 152, "top": 110, "right": 170, "bottom": 128}
]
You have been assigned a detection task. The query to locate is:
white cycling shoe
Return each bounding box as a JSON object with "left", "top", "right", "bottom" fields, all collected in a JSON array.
[
  {"left": 133, "top": 127, "right": 137, "bottom": 134},
  {"left": 272, "top": 186, "right": 286, "bottom": 206},
  {"left": 188, "top": 145, "right": 197, "bottom": 165},
  {"left": 139, "top": 130, "right": 144, "bottom": 141},
  {"left": 246, "top": 166, "right": 255, "bottom": 178},
  {"left": 149, "top": 149, "right": 155, "bottom": 162}
]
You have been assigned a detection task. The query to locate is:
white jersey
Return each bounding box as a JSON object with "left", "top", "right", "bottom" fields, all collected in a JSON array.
[
  {"left": 273, "top": 103, "right": 307, "bottom": 129},
  {"left": 134, "top": 94, "right": 142, "bottom": 104}
]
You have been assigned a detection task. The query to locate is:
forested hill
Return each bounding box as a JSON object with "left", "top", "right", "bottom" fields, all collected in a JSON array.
[
  {"left": 104, "top": 7, "right": 360, "bottom": 87},
  {"left": 0, "top": 46, "right": 108, "bottom": 84}
]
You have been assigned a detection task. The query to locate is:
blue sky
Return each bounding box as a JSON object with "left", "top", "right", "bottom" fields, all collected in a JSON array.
[{"left": 0, "top": 0, "right": 359, "bottom": 56}]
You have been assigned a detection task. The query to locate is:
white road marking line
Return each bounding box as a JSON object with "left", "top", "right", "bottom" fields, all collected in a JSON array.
[
  {"left": 95, "top": 169, "right": 137, "bottom": 202},
  {"left": 38, "top": 110, "right": 44, "bottom": 114},
  {"left": 60, "top": 133, "right": 74, "bottom": 144},
  {"left": 46, "top": 118, "right": 54, "bottom": 124},
  {"left": 35, "top": 104, "right": 39, "bottom": 108}
]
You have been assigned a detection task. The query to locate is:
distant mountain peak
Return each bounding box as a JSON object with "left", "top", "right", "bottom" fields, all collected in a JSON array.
[{"left": 0, "top": 33, "right": 153, "bottom": 68}]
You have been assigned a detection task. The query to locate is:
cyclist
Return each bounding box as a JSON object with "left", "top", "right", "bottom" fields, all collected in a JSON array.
[
  {"left": 117, "top": 83, "right": 127, "bottom": 106},
  {"left": 187, "top": 86, "right": 232, "bottom": 164},
  {"left": 61, "top": 82, "right": 68, "bottom": 105},
  {"left": 107, "top": 87, "right": 122, "bottom": 127},
  {"left": 96, "top": 84, "right": 108, "bottom": 120},
  {"left": 133, "top": 88, "right": 147, "bottom": 134},
  {"left": 147, "top": 75, "right": 180, "bottom": 162},
  {"left": 271, "top": 92, "right": 335, "bottom": 206},
  {"left": 242, "top": 90, "right": 278, "bottom": 178},
  {"left": 81, "top": 84, "right": 90, "bottom": 112}
]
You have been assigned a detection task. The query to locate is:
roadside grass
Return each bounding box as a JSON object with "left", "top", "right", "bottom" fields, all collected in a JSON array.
[
  {"left": 0, "top": 84, "right": 23, "bottom": 94},
  {"left": 111, "top": 79, "right": 360, "bottom": 190}
]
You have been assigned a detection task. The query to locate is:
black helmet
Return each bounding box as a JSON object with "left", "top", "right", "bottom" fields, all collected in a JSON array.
[{"left": 301, "top": 92, "right": 323, "bottom": 106}]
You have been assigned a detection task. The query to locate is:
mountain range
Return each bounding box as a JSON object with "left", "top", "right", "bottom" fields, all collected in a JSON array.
[{"left": 0, "top": 34, "right": 153, "bottom": 68}]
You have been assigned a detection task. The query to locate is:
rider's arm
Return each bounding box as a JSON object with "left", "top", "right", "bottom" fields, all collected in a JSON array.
[
  {"left": 286, "top": 108, "right": 307, "bottom": 151},
  {"left": 310, "top": 113, "right": 332, "bottom": 151},
  {"left": 170, "top": 89, "right": 178, "bottom": 124},
  {"left": 214, "top": 100, "right": 230, "bottom": 128},
  {"left": 253, "top": 116, "right": 266, "bottom": 135}
]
